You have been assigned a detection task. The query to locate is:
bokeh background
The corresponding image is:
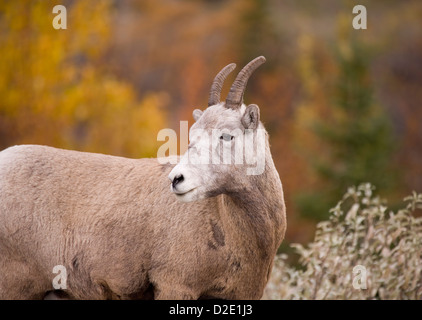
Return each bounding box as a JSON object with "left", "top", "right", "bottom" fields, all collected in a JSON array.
[{"left": 1, "top": 0, "right": 421, "bottom": 250}]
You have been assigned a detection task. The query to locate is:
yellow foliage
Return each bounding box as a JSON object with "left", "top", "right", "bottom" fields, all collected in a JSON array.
[{"left": 0, "top": 0, "right": 167, "bottom": 158}]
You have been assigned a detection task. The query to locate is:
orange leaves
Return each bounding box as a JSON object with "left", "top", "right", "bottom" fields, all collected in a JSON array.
[{"left": 0, "top": 0, "right": 167, "bottom": 159}]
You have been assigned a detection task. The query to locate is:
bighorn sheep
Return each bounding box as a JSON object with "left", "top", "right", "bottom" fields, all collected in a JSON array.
[{"left": 0, "top": 56, "right": 286, "bottom": 300}]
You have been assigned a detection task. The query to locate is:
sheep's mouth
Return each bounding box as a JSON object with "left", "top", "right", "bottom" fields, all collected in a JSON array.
[{"left": 173, "top": 187, "right": 196, "bottom": 196}]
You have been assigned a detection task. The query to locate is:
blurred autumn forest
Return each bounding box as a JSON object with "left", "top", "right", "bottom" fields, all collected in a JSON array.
[{"left": 0, "top": 0, "right": 421, "bottom": 247}]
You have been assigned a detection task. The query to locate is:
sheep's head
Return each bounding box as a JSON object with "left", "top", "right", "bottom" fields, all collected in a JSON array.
[{"left": 168, "top": 56, "right": 268, "bottom": 203}]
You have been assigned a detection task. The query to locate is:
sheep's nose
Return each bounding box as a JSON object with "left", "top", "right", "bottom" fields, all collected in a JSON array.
[{"left": 172, "top": 174, "right": 184, "bottom": 189}]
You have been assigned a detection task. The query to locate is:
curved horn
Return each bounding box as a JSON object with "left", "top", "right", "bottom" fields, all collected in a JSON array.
[
  {"left": 225, "top": 56, "right": 266, "bottom": 109},
  {"left": 208, "top": 63, "right": 236, "bottom": 107}
]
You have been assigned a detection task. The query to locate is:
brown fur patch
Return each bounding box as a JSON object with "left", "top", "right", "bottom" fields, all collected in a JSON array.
[{"left": 210, "top": 220, "right": 225, "bottom": 247}]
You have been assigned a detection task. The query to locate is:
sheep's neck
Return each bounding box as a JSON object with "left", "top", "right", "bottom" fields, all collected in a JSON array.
[{"left": 220, "top": 151, "right": 285, "bottom": 257}]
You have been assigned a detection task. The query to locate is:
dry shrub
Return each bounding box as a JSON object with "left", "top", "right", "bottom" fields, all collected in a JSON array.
[{"left": 264, "top": 183, "right": 422, "bottom": 299}]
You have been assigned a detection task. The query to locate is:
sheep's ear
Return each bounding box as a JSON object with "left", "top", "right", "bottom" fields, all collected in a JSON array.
[
  {"left": 241, "top": 104, "right": 260, "bottom": 129},
  {"left": 193, "top": 109, "right": 203, "bottom": 122}
]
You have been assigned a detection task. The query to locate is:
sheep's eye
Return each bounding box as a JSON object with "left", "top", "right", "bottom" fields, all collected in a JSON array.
[{"left": 220, "top": 133, "right": 234, "bottom": 141}]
